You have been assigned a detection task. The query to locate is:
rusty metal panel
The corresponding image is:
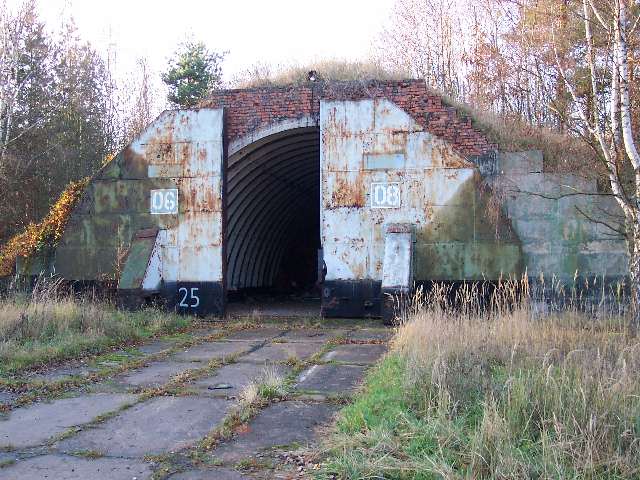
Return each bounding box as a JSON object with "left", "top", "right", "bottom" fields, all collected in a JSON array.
[
  {"left": 381, "top": 224, "right": 414, "bottom": 290},
  {"left": 55, "top": 108, "right": 225, "bottom": 292},
  {"left": 321, "top": 98, "right": 427, "bottom": 282},
  {"left": 120, "top": 109, "right": 226, "bottom": 286},
  {"left": 320, "top": 98, "right": 522, "bottom": 284}
]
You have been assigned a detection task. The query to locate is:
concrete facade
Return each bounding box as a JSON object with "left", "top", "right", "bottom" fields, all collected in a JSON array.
[
  {"left": 493, "top": 151, "right": 628, "bottom": 284},
  {"left": 27, "top": 79, "right": 627, "bottom": 317}
]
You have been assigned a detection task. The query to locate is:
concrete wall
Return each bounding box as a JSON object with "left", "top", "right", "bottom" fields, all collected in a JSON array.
[
  {"left": 54, "top": 109, "right": 226, "bottom": 315},
  {"left": 38, "top": 82, "right": 629, "bottom": 317},
  {"left": 319, "top": 96, "right": 628, "bottom": 303},
  {"left": 492, "top": 151, "right": 628, "bottom": 283}
]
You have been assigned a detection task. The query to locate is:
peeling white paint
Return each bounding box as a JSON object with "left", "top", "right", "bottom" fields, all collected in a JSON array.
[
  {"left": 132, "top": 109, "right": 225, "bottom": 288},
  {"left": 320, "top": 98, "right": 474, "bottom": 282}
]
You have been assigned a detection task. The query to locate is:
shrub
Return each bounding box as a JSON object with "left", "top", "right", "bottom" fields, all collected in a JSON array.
[{"left": 0, "top": 177, "right": 89, "bottom": 277}]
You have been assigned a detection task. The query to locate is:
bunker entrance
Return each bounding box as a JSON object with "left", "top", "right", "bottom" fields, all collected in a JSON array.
[{"left": 225, "top": 126, "right": 321, "bottom": 309}]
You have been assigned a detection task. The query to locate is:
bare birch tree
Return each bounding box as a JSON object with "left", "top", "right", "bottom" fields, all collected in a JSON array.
[
  {"left": 375, "top": 0, "right": 470, "bottom": 98},
  {"left": 554, "top": 0, "right": 640, "bottom": 319},
  {"left": 121, "top": 58, "right": 159, "bottom": 144},
  {"left": 0, "top": 0, "right": 39, "bottom": 163}
]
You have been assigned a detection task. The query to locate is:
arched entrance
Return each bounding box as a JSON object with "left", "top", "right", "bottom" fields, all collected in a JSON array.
[{"left": 225, "top": 119, "right": 321, "bottom": 312}]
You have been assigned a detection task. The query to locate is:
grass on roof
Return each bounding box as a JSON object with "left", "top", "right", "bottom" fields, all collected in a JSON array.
[{"left": 230, "top": 59, "right": 599, "bottom": 172}]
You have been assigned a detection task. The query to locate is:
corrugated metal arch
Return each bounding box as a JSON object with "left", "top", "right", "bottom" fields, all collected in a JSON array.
[{"left": 226, "top": 123, "right": 320, "bottom": 290}]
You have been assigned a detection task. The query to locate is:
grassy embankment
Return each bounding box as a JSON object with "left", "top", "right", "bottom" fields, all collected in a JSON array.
[
  {"left": 0, "top": 279, "right": 191, "bottom": 376},
  {"left": 320, "top": 282, "right": 640, "bottom": 479}
]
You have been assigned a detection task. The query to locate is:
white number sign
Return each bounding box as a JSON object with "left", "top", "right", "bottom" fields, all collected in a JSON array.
[
  {"left": 150, "top": 189, "right": 178, "bottom": 215},
  {"left": 371, "top": 182, "right": 401, "bottom": 209},
  {"left": 178, "top": 287, "right": 200, "bottom": 308}
]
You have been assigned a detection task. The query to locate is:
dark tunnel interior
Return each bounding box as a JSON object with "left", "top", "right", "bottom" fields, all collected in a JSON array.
[{"left": 225, "top": 126, "right": 321, "bottom": 298}]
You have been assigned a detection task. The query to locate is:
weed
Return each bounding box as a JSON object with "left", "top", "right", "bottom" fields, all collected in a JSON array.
[
  {"left": 319, "top": 281, "right": 640, "bottom": 479},
  {"left": 70, "top": 449, "right": 104, "bottom": 459},
  {"left": 0, "top": 291, "right": 191, "bottom": 375},
  {"left": 236, "top": 457, "right": 272, "bottom": 471},
  {"left": 0, "top": 458, "right": 15, "bottom": 468},
  {"left": 257, "top": 366, "right": 287, "bottom": 400},
  {"left": 231, "top": 59, "right": 408, "bottom": 89}
]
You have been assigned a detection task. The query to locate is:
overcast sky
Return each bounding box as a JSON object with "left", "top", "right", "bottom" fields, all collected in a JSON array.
[{"left": 23, "top": 0, "right": 396, "bottom": 83}]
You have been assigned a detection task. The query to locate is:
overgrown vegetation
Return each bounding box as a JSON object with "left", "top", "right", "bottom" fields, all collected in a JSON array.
[
  {"left": 231, "top": 59, "right": 409, "bottom": 89},
  {"left": 0, "top": 2, "right": 114, "bottom": 244},
  {"left": 319, "top": 282, "right": 640, "bottom": 479},
  {"left": 440, "top": 95, "right": 600, "bottom": 173},
  {"left": 0, "top": 1, "right": 162, "bottom": 246},
  {"left": 231, "top": 58, "right": 597, "bottom": 171},
  {"left": 0, "top": 279, "right": 190, "bottom": 375},
  {"left": 0, "top": 177, "right": 88, "bottom": 277}
]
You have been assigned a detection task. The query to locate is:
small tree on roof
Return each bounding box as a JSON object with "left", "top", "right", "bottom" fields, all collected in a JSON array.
[{"left": 161, "top": 41, "right": 225, "bottom": 108}]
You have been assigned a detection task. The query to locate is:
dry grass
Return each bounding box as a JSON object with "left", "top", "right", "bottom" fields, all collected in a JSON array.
[
  {"left": 0, "top": 277, "right": 190, "bottom": 374},
  {"left": 238, "top": 381, "right": 260, "bottom": 408},
  {"left": 438, "top": 94, "right": 601, "bottom": 174},
  {"left": 239, "top": 366, "right": 287, "bottom": 408},
  {"left": 396, "top": 309, "right": 639, "bottom": 476},
  {"left": 230, "top": 58, "right": 409, "bottom": 89},
  {"left": 320, "top": 282, "right": 640, "bottom": 479}
]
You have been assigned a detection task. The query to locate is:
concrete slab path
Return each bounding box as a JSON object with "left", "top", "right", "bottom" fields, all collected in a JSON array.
[{"left": 0, "top": 322, "right": 390, "bottom": 479}]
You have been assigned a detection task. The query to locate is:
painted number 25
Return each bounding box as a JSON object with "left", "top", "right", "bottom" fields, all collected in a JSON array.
[{"left": 178, "top": 287, "right": 200, "bottom": 308}]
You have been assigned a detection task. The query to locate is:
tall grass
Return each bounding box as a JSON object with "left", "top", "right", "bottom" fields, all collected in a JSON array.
[
  {"left": 321, "top": 281, "right": 640, "bottom": 479},
  {"left": 229, "top": 58, "right": 598, "bottom": 173},
  {"left": 230, "top": 58, "right": 410, "bottom": 89},
  {"left": 0, "top": 277, "right": 190, "bottom": 375}
]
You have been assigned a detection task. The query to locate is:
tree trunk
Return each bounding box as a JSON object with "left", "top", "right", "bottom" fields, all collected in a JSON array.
[{"left": 629, "top": 220, "right": 640, "bottom": 326}]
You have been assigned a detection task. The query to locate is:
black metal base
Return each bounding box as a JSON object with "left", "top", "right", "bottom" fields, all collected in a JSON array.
[
  {"left": 321, "top": 280, "right": 382, "bottom": 318},
  {"left": 160, "top": 281, "right": 226, "bottom": 317},
  {"left": 381, "top": 288, "right": 412, "bottom": 325},
  {"left": 117, "top": 282, "right": 225, "bottom": 317}
]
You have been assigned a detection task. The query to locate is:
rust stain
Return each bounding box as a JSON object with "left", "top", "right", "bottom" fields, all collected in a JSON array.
[
  {"left": 330, "top": 174, "right": 365, "bottom": 208},
  {"left": 423, "top": 202, "right": 435, "bottom": 219},
  {"left": 204, "top": 185, "right": 222, "bottom": 212},
  {"left": 180, "top": 143, "right": 191, "bottom": 164},
  {"left": 177, "top": 177, "right": 221, "bottom": 214},
  {"left": 322, "top": 106, "right": 353, "bottom": 164},
  {"left": 389, "top": 132, "right": 407, "bottom": 150},
  {"left": 436, "top": 143, "right": 474, "bottom": 169},
  {"left": 350, "top": 256, "right": 366, "bottom": 278},
  {"left": 444, "top": 171, "right": 461, "bottom": 181},
  {"left": 122, "top": 146, "right": 147, "bottom": 178},
  {"left": 375, "top": 259, "right": 383, "bottom": 272},
  {"left": 143, "top": 120, "right": 176, "bottom": 165}
]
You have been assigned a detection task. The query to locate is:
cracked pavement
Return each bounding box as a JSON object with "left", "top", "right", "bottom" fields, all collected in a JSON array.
[{"left": 0, "top": 321, "right": 390, "bottom": 479}]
